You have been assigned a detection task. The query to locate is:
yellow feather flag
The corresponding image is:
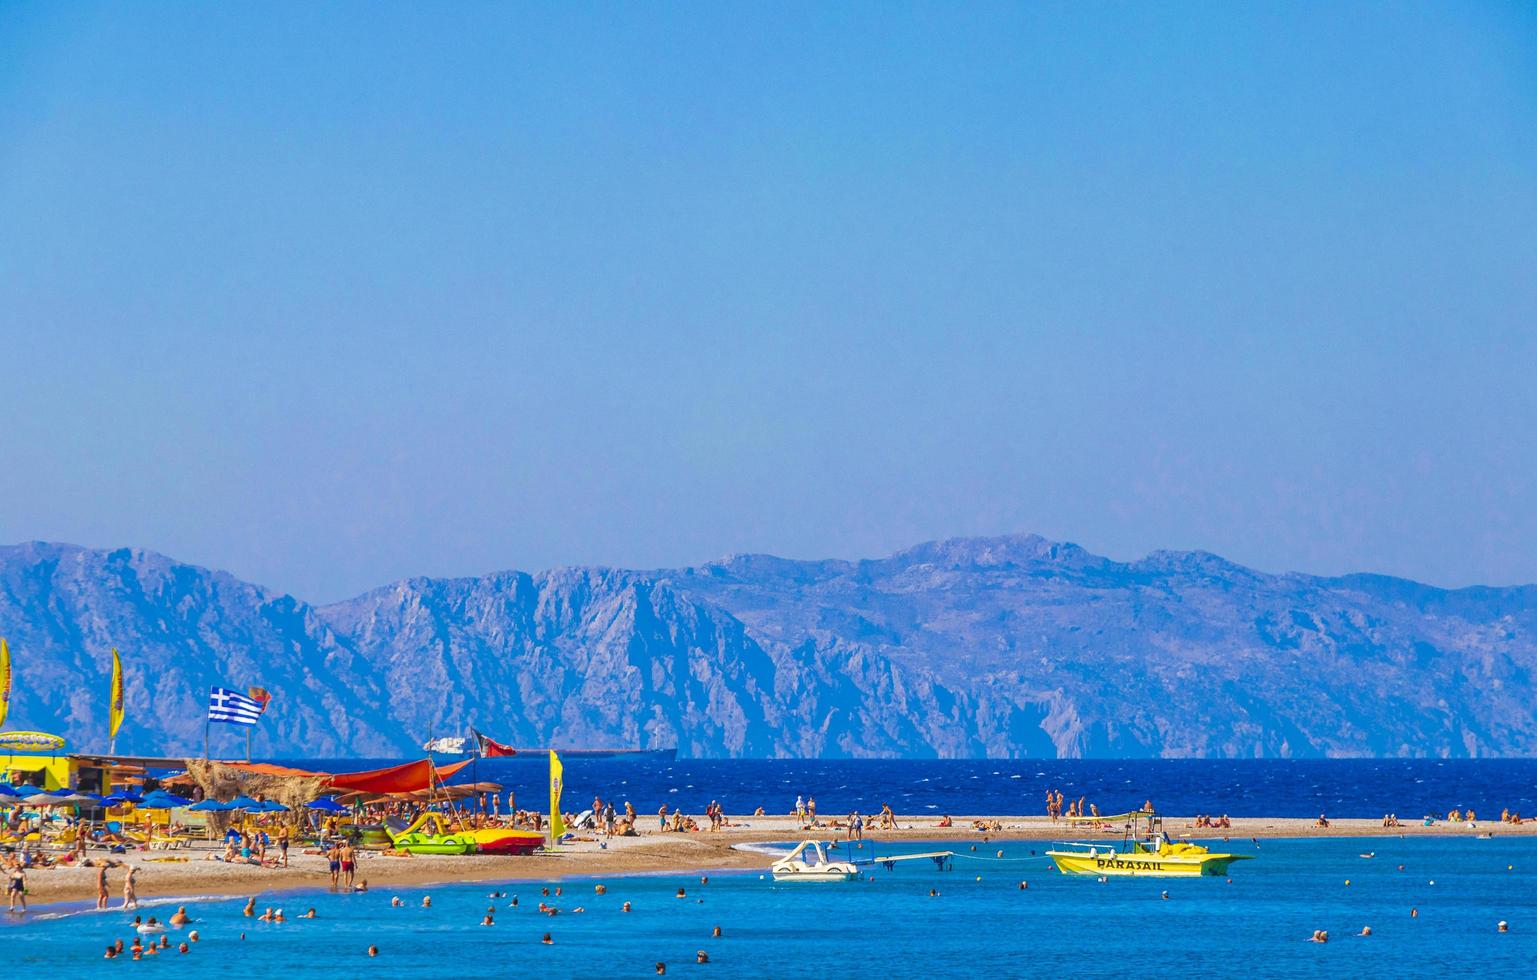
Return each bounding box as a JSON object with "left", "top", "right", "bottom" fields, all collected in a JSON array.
[
  {"left": 0, "top": 638, "right": 11, "bottom": 729},
  {"left": 548, "top": 749, "right": 566, "bottom": 844},
  {"left": 109, "top": 648, "right": 126, "bottom": 742}
]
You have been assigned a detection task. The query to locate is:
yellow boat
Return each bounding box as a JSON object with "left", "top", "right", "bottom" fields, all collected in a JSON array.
[{"left": 1047, "top": 811, "right": 1252, "bottom": 877}]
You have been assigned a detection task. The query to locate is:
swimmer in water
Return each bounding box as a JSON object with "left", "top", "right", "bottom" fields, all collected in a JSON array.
[
  {"left": 243, "top": 896, "right": 256, "bottom": 917},
  {"left": 422, "top": 896, "right": 432, "bottom": 908},
  {"left": 1359, "top": 926, "right": 1372, "bottom": 936},
  {"left": 622, "top": 902, "right": 632, "bottom": 912},
  {"left": 541, "top": 932, "right": 553, "bottom": 945},
  {"left": 301, "top": 908, "right": 316, "bottom": 919},
  {"left": 169, "top": 907, "right": 191, "bottom": 926},
  {"left": 676, "top": 888, "right": 686, "bottom": 898},
  {"left": 178, "top": 942, "right": 189, "bottom": 954},
  {"left": 482, "top": 914, "right": 494, "bottom": 926},
  {"left": 697, "top": 951, "right": 710, "bottom": 964},
  {"left": 367, "top": 945, "right": 378, "bottom": 957}
]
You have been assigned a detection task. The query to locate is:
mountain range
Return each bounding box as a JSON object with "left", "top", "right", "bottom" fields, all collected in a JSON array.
[{"left": 2, "top": 535, "right": 1534, "bottom": 758}]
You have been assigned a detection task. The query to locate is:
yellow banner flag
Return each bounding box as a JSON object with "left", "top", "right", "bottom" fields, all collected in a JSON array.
[
  {"left": 548, "top": 749, "right": 566, "bottom": 843},
  {"left": 109, "top": 648, "right": 126, "bottom": 742},
  {"left": 0, "top": 638, "right": 11, "bottom": 729}
]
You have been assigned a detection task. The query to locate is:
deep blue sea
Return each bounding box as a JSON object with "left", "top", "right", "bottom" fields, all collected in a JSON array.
[
  {"left": 8, "top": 836, "right": 1537, "bottom": 977},
  {"left": 271, "top": 757, "right": 1537, "bottom": 820}
]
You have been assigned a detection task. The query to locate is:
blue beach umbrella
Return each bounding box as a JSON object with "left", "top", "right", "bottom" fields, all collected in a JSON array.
[
  {"left": 100, "top": 794, "right": 133, "bottom": 807},
  {"left": 227, "top": 796, "right": 263, "bottom": 810},
  {"left": 140, "top": 792, "right": 194, "bottom": 809},
  {"left": 256, "top": 800, "right": 290, "bottom": 813},
  {"left": 305, "top": 797, "right": 348, "bottom": 814},
  {"left": 188, "top": 799, "right": 235, "bottom": 812}
]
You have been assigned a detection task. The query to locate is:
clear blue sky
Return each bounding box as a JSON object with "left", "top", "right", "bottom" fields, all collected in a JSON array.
[{"left": 1, "top": 2, "right": 1534, "bottom": 602}]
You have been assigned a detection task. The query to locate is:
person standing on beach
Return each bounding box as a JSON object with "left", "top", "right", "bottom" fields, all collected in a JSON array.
[
  {"left": 6, "top": 861, "right": 25, "bottom": 912},
  {"left": 658, "top": 804, "right": 669, "bottom": 832},
  {"left": 340, "top": 840, "right": 357, "bottom": 890},
  {"left": 278, "top": 826, "right": 290, "bottom": 868},
  {"left": 795, "top": 795, "right": 805, "bottom": 824},
  {"left": 807, "top": 796, "right": 817, "bottom": 825},
  {"left": 96, "top": 863, "right": 110, "bottom": 910},
  {"left": 121, "top": 865, "right": 138, "bottom": 909}
]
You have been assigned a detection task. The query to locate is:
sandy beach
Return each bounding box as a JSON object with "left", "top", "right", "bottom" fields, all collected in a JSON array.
[{"left": 18, "top": 813, "right": 1537, "bottom": 907}]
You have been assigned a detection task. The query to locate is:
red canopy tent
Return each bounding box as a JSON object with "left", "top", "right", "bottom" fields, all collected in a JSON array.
[{"left": 324, "top": 758, "right": 471, "bottom": 795}]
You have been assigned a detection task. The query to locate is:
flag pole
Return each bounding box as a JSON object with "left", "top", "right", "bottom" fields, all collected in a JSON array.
[{"left": 203, "top": 717, "right": 210, "bottom": 761}]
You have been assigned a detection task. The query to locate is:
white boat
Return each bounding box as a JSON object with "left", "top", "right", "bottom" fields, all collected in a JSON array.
[
  {"left": 771, "top": 840, "right": 860, "bottom": 882},
  {"left": 422, "top": 736, "right": 468, "bottom": 754}
]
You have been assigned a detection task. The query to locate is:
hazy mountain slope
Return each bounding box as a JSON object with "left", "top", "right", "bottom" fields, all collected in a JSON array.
[
  {"left": 0, "top": 542, "right": 398, "bottom": 756},
  {"left": 3, "top": 535, "right": 1537, "bottom": 758},
  {"left": 673, "top": 536, "right": 1537, "bottom": 756}
]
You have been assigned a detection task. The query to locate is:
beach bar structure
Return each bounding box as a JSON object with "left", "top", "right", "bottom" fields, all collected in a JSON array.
[{"left": 0, "top": 747, "right": 182, "bottom": 794}]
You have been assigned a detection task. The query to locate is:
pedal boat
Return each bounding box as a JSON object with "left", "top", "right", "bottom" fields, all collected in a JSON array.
[
  {"left": 771, "top": 839, "right": 859, "bottom": 882},
  {"left": 1047, "top": 811, "right": 1253, "bottom": 877},
  {"left": 385, "top": 813, "right": 478, "bottom": 855}
]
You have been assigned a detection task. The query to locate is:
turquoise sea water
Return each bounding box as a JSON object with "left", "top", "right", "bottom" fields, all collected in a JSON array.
[{"left": 6, "top": 836, "right": 1536, "bottom": 977}]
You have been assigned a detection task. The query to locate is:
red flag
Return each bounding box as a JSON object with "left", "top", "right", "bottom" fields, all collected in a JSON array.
[
  {"left": 247, "top": 687, "right": 273, "bottom": 715},
  {"left": 472, "top": 728, "right": 516, "bottom": 757}
]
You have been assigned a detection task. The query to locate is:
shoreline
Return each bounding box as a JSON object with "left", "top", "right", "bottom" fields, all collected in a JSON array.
[{"left": 12, "top": 814, "right": 1536, "bottom": 910}]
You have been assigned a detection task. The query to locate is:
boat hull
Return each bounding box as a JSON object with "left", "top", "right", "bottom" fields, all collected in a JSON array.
[
  {"left": 1048, "top": 849, "right": 1249, "bottom": 877},
  {"left": 469, "top": 829, "right": 544, "bottom": 855},
  {"left": 771, "top": 862, "right": 859, "bottom": 882},
  {"left": 392, "top": 834, "right": 477, "bottom": 855}
]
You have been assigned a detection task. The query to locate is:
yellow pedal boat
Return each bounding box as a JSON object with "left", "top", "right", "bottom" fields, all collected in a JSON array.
[{"left": 1047, "top": 811, "right": 1253, "bottom": 877}]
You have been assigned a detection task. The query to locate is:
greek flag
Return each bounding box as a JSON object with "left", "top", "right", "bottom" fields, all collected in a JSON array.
[{"left": 208, "top": 687, "right": 264, "bottom": 726}]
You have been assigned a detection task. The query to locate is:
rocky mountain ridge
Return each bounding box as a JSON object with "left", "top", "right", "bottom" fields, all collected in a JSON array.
[{"left": 2, "top": 535, "right": 1534, "bottom": 758}]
